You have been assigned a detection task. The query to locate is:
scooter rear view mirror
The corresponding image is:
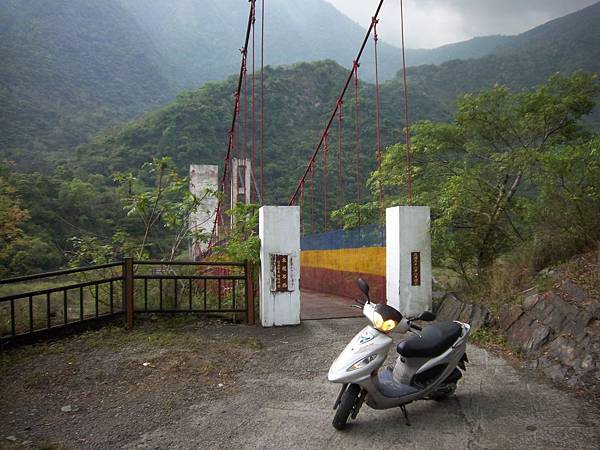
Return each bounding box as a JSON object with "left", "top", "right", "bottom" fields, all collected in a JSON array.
[
  {"left": 416, "top": 311, "right": 436, "bottom": 322},
  {"left": 356, "top": 278, "right": 370, "bottom": 301}
]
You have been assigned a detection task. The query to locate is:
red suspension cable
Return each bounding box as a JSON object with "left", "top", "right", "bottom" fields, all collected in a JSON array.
[
  {"left": 242, "top": 48, "right": 248, "bottom": 195},
  {"left": 310, "top": 160, "right": 315, "bottom": 233},
  {"left": 337, "top": 100, "right": 344, "bottom": 208},
  {"left": 323, "top": 132, "right": 329, "bottom": 231},
  {"left": 288, "top": 0, "right": 385, "bottom": 205},
  {"left": 353, "top": 60, "right": 361, "bottom": 206},
  {"left": 373, "top": 16, "right": 384, "bottom": 213},
  {"left": 207, "top": 3, "right": 256, "bottom": 251},
  {"left": 400, "top": 0, "right": 412, "bottom": 202},
  {"left": 251, "top": 0, "right": 256, "bottom": 204},
  {"left": 260, "top": 0, "right": 265, "bottom": 204},
  {"left": 299, "top": 179, "right": 305, "bottom": 234}
]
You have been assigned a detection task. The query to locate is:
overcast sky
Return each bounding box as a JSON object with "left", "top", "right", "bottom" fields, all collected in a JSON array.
[{"left": 324, "top": 0, "right": 598, "bottom": 48}]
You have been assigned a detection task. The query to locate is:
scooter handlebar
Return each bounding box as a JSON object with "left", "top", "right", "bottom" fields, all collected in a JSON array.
[{"left": 410, "top": 323, "right": 423, "bottom": 331}]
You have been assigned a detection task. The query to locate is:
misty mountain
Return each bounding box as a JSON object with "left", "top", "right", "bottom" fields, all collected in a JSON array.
[
  {"left": 0, "top": 0, "right": 172, "bottom": 169},
  {"left": 2, "top": 0, "right": 598, "bottom": 173},
  {"left": 407, "top": 1, "right": 600, "bottom": 115},
  {"left": 70, "top": 1, "right": 600, "bottom": 203},
  {"left": 405, "top": 35, "right": 516, "bottom": 67}
]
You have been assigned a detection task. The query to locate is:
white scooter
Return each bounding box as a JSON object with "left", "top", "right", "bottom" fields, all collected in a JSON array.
[{"left": 328, "top": 278, "right": 470, "bottom": 430}]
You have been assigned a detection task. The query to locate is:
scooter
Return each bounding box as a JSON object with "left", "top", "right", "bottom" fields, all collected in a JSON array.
[{"left": 328, "top": 278, "right": 470, "bottom": 430}]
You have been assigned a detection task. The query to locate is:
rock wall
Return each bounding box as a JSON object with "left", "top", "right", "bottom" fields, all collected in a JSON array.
[
  {"left": 435, "top": 280, "right": 600, "bottom": 391},
  {"left": 435, "top": 292, "right": 490, "bottom": 331},
  {"left": 494, "top": 285, "right": 600, "bottom": 388}
]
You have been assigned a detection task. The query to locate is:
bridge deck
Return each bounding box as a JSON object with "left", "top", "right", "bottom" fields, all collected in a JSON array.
[{"left": 300, "top": 289, "right": 363, "bottom": 320}]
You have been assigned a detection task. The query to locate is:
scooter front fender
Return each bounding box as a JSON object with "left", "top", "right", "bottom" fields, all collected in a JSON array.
[{"left": 328, "top": 326, "right": 392, "bottom": 384}]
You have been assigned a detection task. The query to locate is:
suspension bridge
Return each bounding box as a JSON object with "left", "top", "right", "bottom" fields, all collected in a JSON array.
[{"left": 199, "top": 0, "right": 418, "bottom": 321}]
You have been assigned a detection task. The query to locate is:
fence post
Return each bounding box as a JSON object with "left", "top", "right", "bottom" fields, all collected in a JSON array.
[
  {"left": 124, "top": 257, "right": 134, "bottom": 330},
  {"left": 245, "top": 260, "right": 255, "bottom": 325}
]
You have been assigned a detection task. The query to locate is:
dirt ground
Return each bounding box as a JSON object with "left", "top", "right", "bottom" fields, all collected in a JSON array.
[{"left": 1, "top": 317, "right": 599, "bottom": 449}]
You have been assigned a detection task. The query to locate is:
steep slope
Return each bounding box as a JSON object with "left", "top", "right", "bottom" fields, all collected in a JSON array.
[
  {"left": 407, "top": 2, "right": 600, "bottom": 115},
  {"left": 406, "top": 35, "right": 516, "bottom": 67},
  {"left": 116, "top": 0, "right": 403, "bottom": 89},
  {"left": 3, "top": 0, "right": 599, "bottom": 174},
  {"left": 0, "top": 0, "right": 173, "bottom": 170},
  {"left": 116, "top": 0, "right": 513, "bottom": 90},
  {"left": 73, "top": 60, "right": 447, "bottom": 205}
]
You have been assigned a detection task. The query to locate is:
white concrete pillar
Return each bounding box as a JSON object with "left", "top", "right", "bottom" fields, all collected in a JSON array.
[
  {"left": 189, "top": 165, "right": 218, "bottom": 259},
  {"left": 231, "top": 158, "right": 251, "bottom": 206},
  {"left": 386, "top": 206, "right": 432, "bottom": 317},
  {"left": 259, "top": 206, "right": 301, "bottom": 327}
]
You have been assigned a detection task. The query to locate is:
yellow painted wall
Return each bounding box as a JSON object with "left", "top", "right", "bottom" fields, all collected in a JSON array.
[{"left": 300, "top": 247, "right": 386, "bottom": 276}]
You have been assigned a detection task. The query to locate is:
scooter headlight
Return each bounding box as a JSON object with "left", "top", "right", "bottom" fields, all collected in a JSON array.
[
  {"left": 347, "top": 354, "right": 376, "bottom": 372},
  {"left": 372, "top": 312, "right": 398, "bottom": 332},
  {"left": 371, "top": 304, "right": 403, "bottom": 333}
]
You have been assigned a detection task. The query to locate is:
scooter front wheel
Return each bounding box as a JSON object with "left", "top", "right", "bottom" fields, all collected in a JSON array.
[{"left": 332, "top": 384, "right": 361, "bottom": 430}]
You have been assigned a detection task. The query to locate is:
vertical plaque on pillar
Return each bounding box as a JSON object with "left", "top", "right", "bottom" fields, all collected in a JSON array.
[
  {"left": 411, "top": 251, "right": 421, "bottom": 286},
  {"left": 270, "top": 254, "right": 290, "bottom": 292}
]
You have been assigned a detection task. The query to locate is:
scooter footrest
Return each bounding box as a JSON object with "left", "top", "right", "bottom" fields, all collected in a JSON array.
[{"left": 377, "top": 368, "right": 419, "bottom": 398}]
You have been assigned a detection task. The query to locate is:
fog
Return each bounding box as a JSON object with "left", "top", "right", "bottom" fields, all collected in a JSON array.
[{"left": 324, "top": 0, "right": 598, "bottom": 48}]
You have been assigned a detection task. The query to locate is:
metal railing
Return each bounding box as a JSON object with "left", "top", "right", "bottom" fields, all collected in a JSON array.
[{"left": 0, "top": 258, "right": 254, "bottom": 347}]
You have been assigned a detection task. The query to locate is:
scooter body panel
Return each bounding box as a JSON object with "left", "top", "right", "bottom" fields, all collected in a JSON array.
[
  {"left": 328, "top": 325, "right": 392, "bottom": 384},
  {"left": 328, "top": 321, "right": 471, "bottom": 410},
  {"left": 394, "top": 321, "right": 470, "bottom": 384},
  {"left": 364, "top": 322, "right": 471, "bottom": 409}
]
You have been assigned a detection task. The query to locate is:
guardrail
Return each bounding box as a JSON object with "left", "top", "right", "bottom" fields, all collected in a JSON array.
[{"left": 0, "top": 258, "right": 254, "bottom": 347}]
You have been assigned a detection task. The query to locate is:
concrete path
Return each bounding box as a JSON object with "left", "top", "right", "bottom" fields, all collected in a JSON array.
[
  {"left": 301, "top": 289, "right": 363, "bottom": 320},
  {"left": 126, "top": 318, "right": 599, "bottom": 449}
]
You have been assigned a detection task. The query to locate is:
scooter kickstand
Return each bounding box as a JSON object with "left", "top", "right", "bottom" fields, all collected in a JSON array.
[{"left": 400, "top": 405, "right": 411, "bottom": 426}]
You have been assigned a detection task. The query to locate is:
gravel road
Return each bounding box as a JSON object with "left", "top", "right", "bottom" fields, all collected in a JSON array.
[{"left": 1, "top": 318, "right": 599, "bottom": 449}]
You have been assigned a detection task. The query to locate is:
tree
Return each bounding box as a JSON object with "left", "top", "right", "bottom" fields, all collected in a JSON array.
[
  {"left": 334, "top": 73, "right": 599, "bottom": 282},
  {"left": 114, "top": 156, "right": 213, "bottom": 261},
  {"left": 0, "top": 175, "right": 31, "bottom": 276}
]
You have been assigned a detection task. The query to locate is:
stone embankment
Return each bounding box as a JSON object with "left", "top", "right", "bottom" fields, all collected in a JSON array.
[{"left": 435, "top": 268, "right": 600, "bottom": 392}]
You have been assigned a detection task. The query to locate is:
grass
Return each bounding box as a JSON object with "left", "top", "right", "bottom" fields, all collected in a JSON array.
[
  {"left": 0, "top": 316, "right": 262, "bottom": 379},
  {"left": 470, "top": 325, "right": 521, "bottom": 357}
]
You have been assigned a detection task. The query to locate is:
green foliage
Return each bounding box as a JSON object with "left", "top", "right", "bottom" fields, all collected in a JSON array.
[
  {"left": 0, "top": 175, "right": 29, "bottom": 245},
  {"left": 1, "top": 0, "right": 405, "bottom": 171},
  {"left": 337, "top": 73, "right": 600, "bottom": 284},
  {"left": 330, "top": 202, "right": 380, "bottom": 230},
  {"left": 470, "top": 326, "right": 514, "bottom": 353},
  {"left": 214, "top": 203, "right": 260, "bottom": 264},
  {"left": 531, "top": 137, "right": 600, "bottom": 266},
  {"left": 2, "top": 0, "right": 600, "bottom": 277}
]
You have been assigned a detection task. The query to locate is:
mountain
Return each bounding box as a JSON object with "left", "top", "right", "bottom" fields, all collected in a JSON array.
[
  {"left": 116, "top": 0, "right": 404, "bottom": 90},
  {"left": 0, "top": 0, "right": 174, "bottom": 170},
  {"left": 407, "top": 2, "right": 600, "bottom": 115},
  {"left": 3, "top": 0, "right": 599, "bottom": 175},
  {"left": 71, "top": 1, "right": 600, "bottom": 205},
  {"left": 405, "top": 35, "right": 516, "bottom": 67},
  {"left": 0, "top": 0, "right": 520, "bottom": 172},
  {"left": 72, "top": 60, "right": 447, "bottom": 205},
  {"left": 0, "top": 0, "right": 401, "bottom": 170}
]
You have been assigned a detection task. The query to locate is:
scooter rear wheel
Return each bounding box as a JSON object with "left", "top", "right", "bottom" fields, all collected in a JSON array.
[{"left": 332, "top": 384, "right": 361, "bottom": 430}]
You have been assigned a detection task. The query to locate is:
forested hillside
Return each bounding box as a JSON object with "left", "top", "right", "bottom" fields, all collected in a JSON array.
[
  {"left": 0, "top": 0, "right": 540, "bottom": 172},
  {"left": 72, "top": 60, "right": 447, "bottom": 204},
  {"left": 0, "top": 0, "right": 172, "bottom": 170},
  {"left": 407, "top": 35, "right": 515, "bottom": 66},
  {"left": 0, "top": 0, "right": 402, "bottom": 170},
  {"left": 72, "top": 2, "right": 600, "bottom": 204},
  {"left": 2, "top": 1, "right": 600, "bottom": 276}
]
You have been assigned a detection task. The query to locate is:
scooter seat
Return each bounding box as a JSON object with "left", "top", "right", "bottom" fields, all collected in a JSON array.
[{"left": 397, "top": 321, "right": 462, "bottom": 358}]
